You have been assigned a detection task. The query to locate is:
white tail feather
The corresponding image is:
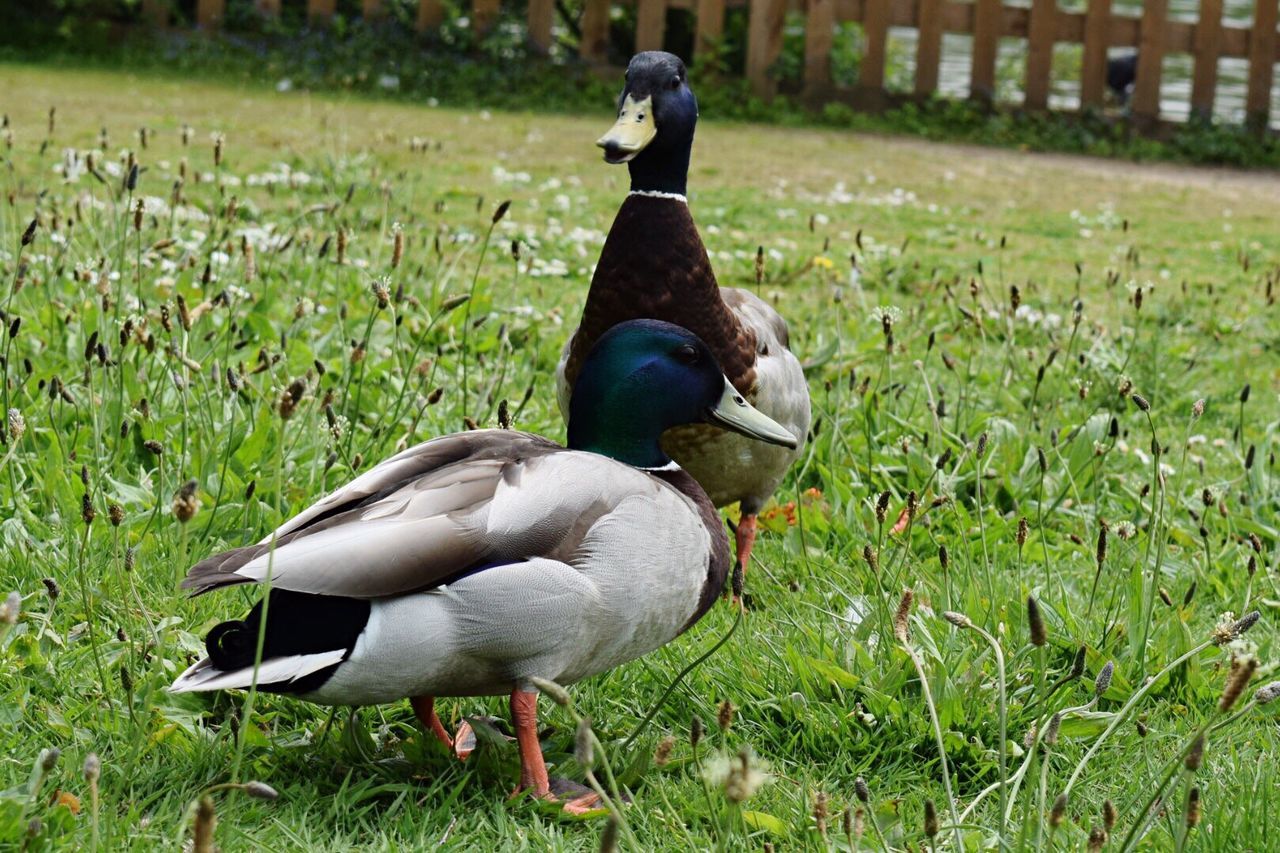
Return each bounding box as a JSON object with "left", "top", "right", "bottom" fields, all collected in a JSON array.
[{"left": 168, "top": 649, "right": 347, "bottom": 693}]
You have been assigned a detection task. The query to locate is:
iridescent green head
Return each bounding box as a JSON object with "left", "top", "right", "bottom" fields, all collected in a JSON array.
[{"left": 568, "top": 320, "right": 797, "bottom": 469}]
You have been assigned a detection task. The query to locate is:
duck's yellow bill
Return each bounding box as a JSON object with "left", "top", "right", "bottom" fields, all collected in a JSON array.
[
  {"left": 596, "top": 95, "right": 657, "bottom": 164},
  {"left": 705, "top": 378, "right": 798, "bottom": 449}
]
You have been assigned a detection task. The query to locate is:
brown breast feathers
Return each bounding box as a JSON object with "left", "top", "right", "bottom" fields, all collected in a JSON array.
[{"left": 565, "top": 195, "right": 758, "bottom": 395}]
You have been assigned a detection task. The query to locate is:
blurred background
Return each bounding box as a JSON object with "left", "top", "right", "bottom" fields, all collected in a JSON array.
[{"left": 2, "top": 0, "right": 1277, "bottom": 161}]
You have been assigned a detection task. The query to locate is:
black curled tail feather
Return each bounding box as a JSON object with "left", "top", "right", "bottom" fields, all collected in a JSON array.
[
  {"left": 206, "top": 620, "right": 256, "bottom": 671},
  {"left": 202, "top": 589, "right": 373, "bottom": 694}
]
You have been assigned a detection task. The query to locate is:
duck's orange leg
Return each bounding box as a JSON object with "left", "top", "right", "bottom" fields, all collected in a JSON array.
[
  {"left": 411, "top": 695, "right": 454, "bottom": 751},
  {"left": 733, "top": 513, "right": 759, "bottom": 596},
  {"left": 510, "top": 688, "right": 603, "bottom": 814},
  {"left": 510, "top": 689, "right": 550, "bottom": 797}
]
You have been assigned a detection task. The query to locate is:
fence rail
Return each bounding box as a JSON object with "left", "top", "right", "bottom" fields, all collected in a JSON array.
[{"left": 151, "top": 0, "right": 1280, "bottom": 131}]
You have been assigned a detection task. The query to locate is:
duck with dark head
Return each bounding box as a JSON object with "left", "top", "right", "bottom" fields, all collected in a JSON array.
[
  {"left": 556, "top": 51, "right": 812, "bottom": 592},
  {"left": 596, "top": 50, "right": 699, "bottom": 195},
  {"left": 172, "top": 320, "right": 797, "bottom": 812}
]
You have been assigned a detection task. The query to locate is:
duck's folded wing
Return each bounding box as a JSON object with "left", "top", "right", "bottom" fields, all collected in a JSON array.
[
  {"left": 721, "top": 287, "right": 792, "bottom": 353},
  {"left": 180, "top": 429, "right": 616, "bottom": 598}
]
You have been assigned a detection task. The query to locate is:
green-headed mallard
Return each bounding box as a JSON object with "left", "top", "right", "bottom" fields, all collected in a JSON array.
[
  {"left": 170, "top": 319, "right": 796, "bottom": 810},
  {"left": 556, "top": 51, "right": 811, "bottom": 584}
]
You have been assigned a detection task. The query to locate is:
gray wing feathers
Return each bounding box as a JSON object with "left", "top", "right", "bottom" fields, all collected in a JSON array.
[
  {"left": 721, "top": 287, "right": 792, "bottom": 351},
  {"left": 263, "top": 433, "right": 533, "bottom": 542},
  {"left": 180, "top": 430, "right": 645, "bottom": 599}
]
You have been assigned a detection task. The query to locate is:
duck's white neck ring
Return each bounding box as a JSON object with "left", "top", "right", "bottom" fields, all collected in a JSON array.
[
  {"left": 628, "top": 189, "right": 688, "bottom": 204},
  {"left": 638, "top": 459, "right": 683, "bottom": 472}
]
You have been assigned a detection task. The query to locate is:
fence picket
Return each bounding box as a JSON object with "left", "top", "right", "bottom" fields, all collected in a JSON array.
[
  {"left": 636, "top": 0, "right": 668, "bottom": 52},
  {"left": 308, "top": 0, "right": 336, "bottom": 24},
  {"left": 1024, "top": 0, "right": 1056, "bottom": 110},
  {"left": 856, "top": 0, "right": 891, "bottom": 107},
  {"left": 196, "top": 0, "right": 225, "bottom": 28},
  {"left": 915, "top": 0, "right": 944, "bottom": 96},
  {"left": 1245, "top": 0, "right": 1278, "bottom": 130},
  {"left": 971, "top": 0, "right": 1002, "bottom": 102},
  {"left": 1190, "top": 0, "right": 1223, "bottom": 120},
  {"left": 472, "top": 0, "right": 500, "bottom": 37},
  {"left": 416, "top": 0, "right": 445, "bottom": 31},
  {"left": 695, "top": 0, "right": 727, "bottom": 57},
  {"left": 804, "top": 0, "right": 837, "bottom": 101},
  {"left": 1131, "top": 0, "right": 1167, "bottom": 126},
  {"left": 362, "top": 0, "right": 384, "bottom": 20},
  {"left": 746, "top": 0, "right": 787, "bottom": 98},
  {"left": 580, "top": 0, "right": 611, "bottom": 62},
  {"left": 527, "top": 0, "right": 554, "bottom": 53},
  {"left": 142, "top": 0, "right": 170, "bottom": 27},
  {"left": 1079, "top": 0, "right": 1110, "bottom": 108}
]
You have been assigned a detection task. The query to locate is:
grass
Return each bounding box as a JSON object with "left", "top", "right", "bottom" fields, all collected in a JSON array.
[{"left": 0, "top": 61, "right": 1277, "bottom": 850}]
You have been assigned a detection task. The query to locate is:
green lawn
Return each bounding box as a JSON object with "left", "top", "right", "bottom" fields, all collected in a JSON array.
[{"left": 0, "top": 62, "right": 1277, "bottom": 851}]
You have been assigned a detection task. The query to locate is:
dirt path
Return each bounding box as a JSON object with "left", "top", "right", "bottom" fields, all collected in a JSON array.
[{"left": 936, "top": 137, "right": 1280, "bottom": 196}]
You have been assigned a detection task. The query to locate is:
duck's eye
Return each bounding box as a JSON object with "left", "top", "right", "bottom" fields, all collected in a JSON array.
[
  {"left": 674, "top": 345, "right": 699, "bottom": 364},
  {"left": 669, "top": 77, "right": 681, "bottom": 90}
]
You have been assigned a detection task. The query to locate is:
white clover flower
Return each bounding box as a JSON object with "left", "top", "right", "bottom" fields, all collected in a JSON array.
[
  {"left": 1015, "top": 304, "right": 1043, "bottom": 325},
  {"left": 325, "top": 413, "right": 350, "bottom": 441},
  {"left": 935, "top": 472, "right": 959, "bottom": 501},
  {"left": 491, "top": 165, "right": 531, "bottom": 185},
  {"left": 870, "top": 305, "right": 902, "bottom": 326},
  {"left": 703, "top": 748, "right": 771, "bottom": 804},
  {"left": 1226, "top": 636, "right": 1258, "bottom": 659},
  {"left": 7, "top": 408, "right": 25, "bottom": 441},
  {"left": 0, "top": 591, "right": 20, "bottom": 625},
  {"left": 701, "top": 754, "right": 732, "bottom": 788}
]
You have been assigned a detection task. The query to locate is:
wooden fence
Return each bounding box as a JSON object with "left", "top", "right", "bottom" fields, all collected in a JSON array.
[{"left": 151, "top": 0, "right": 1280, "bottom": 131}]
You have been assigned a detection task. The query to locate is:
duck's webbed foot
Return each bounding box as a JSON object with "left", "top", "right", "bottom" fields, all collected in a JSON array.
[{"left": 549, "top": 778, "right": 605, "bottom": 814}]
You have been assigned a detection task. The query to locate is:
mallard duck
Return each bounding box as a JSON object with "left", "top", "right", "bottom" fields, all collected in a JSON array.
[
  {"left": 170, "top": 320, "right": 796, "bottom": 810},
  {"left": 556, "top": 51, "right": 811, "bottom": 584}
]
